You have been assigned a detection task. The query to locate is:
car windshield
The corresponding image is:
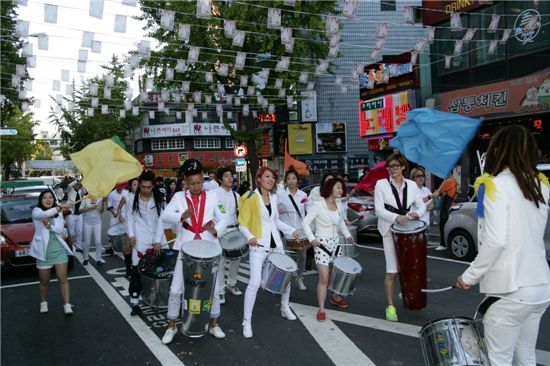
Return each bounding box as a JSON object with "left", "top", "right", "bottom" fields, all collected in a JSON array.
[{"left": 1, "top": 197, "right": 37, "bottom": 224}]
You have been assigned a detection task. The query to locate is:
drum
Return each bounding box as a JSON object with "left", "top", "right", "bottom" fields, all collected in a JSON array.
[
  {"left": 338, "top": 225, "right": 358, "bottom": 257},
  {"left": 284, "top": 229, "right": 311, "bottom": 250},
  {"left": 390, "top": 219, "right": 428, "bottom": 310},
  {"left": 137, "top": 249, "right": 178, "bottom": 308},
  {"left": 163, "top": 222, "right": 177, "bottom": 243},
  {"left": 181, "top": 240, "right": 222, "bottom": 338},
  {"left": 219, "top": 229, "right": 249, "bottom": 259},
  {"left": 419, "top": 317, "right": 489, "bottom": 366},
  {"left": 107, "top": 223, "right": 126, "bottom": 252},
  {"left": 261, "top": 253, "right": 298, "bottom": 294},
  {"left": 328, "top": 256, "right": 363, "bottom": 296}
]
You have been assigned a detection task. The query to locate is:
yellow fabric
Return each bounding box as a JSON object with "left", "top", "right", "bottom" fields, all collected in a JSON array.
[
  {"left": 238, "top": 191, "right": 262, "bottom": 238},
  {"left": 539, "top": 172, "right": 550, "bottom": 190},
  {"left": 70, "top": 139, "right": 143, "bottom": 198},
  {"left": 474, "top": 173, "right": 496, "bottom": 201}
]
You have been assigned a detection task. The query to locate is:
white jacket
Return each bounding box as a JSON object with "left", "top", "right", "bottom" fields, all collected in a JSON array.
[
  {"left": 461, "top": 169, "right": 550, "bottom": 294},
  {"left": 374, "top": 178, "right": 426, "bottom": 236},
  {"left": 238, "top": 189, "right": 295, "bottom": 251},
  {"left": 126, "top": 194, "right": 164, "bottom": 248},
  {"left": 161, "top": 190, "right": 228, "bottom": 251},
  {"left": 30, "top": 207, "right": 73, "bottom": 261},
  {"left": 302, "top": 199, "right": 351, "bottom": 242}
]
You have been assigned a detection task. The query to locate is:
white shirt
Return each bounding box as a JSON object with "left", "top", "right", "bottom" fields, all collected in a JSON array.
[
  {"left": 205, "top": 180, "right": 220, "bottom": 191},
  {"left": 418, "top": 186, "right": 432, "bottom": 226},
  {"left": 214, "top": 187, "right": 240, "bottom": 227},
  {"left": 107, "top": 189, "right": 124, "bottom": 213},
  {"left": 80, "top": 198, "right": 103, "bottom": 226},
  {"left": 125, "top": 194, "right": 164, "bottom": 248},
  {"left": 277, "top": 187, "right": 307, "bottom": 234}
]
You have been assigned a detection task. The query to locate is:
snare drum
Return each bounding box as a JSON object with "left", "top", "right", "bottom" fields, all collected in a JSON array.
[
  {"left": 420, "top": 317, "right": 489, "bottom": 366},
  {"left": 390, "top": 219, "right": 428, "bottom": 310},
  {"left": 219, "top": 229, "right": 249, "bottom": 259},
  {"left": 338, "top": 225, "right": 358, "bottom": 257},
  {"left": 107, "top": 223, "right": 127, "bottom": 252},
  {"left": 138, "top": 249, "right": 178, "bottom": 308},
  {"left": 328, "top": 256, "right": 363, "bottom": 296},
  {"left": 285, "top": 229, "right": 311, "bottom": 250},
  {"left": 261, "top": 253, "right": 298, "bottom": 294}
]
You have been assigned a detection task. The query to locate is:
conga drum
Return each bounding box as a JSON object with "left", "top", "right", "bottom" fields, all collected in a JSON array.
[
  {"left": 180, "top": 240, "right": 222, "bottom": 338},
  {"left": 390, "top": 219, "right": 428, "bottom": 310},
  {"left": 137, "top": 249, "right": 178, "bottom": 308}
]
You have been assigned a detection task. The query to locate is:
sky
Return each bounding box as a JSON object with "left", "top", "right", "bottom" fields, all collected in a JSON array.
[{"left": 15, "top": 0, "right": 152, "bottom": 136}]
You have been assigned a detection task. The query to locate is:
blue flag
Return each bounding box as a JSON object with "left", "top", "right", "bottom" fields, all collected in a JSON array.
[{"left": 389, "top": 108, "right": 481, "bottom": 179}]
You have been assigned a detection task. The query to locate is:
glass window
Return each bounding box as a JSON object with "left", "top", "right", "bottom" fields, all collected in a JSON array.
[
  {"left": 506, "top": 0, "right": 550, "bottom": 57},
  {"left": 225, "top": 139, "right": 236, "bottom": 149},
  {"left": 151, "top": 139, "right": 184, "bottom": 151},
  {"left": 380, "top": 0, "right": 396, "bottom": 11},
  {"left": 470, "top": 3, "right": 506, "bottom": 67},
  {"left": 436, "top": 20, "right": 470, "bottom": 75},
  {"left": 148, "top": 112, "right": 177, "bottom": 126},
  {"left": 194, "top": 138, "right": 221, "bottom": 149}
]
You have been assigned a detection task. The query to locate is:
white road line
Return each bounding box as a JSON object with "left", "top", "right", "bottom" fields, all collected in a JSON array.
[
  {"left": 75, "top": 254, "right": 184, "bottom": 366},
  {"left": 291, "top": 302, "right": 376, "bottom": 366},
  {"left": 536, "top": 350, "right": 550, "bottom": 366},
  {"left": 356, "top": 244, "right": 470, "bottom": 265},
  {"left": 0, "top": 275, "right": 92, "bottom": 289}
]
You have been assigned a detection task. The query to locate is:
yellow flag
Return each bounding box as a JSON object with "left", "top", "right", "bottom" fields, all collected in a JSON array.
[{"left": 70, "top": 139, "right": 143, "bottom": 198}]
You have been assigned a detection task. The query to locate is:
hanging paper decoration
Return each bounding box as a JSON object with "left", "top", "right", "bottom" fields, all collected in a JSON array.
[
  {"left": 193, "top": 91, "right": 202, "bottom": 103},
  {"left": 453, "top": 40, "right": 463, "bottom": 56},
  {"left": 165, "top": 67, "right": 174, "bottom": 81},
  {"left": 91, "top": 98, "right": 99, "bottom": 108},
  {"left": 488, "top": 14, "right": 500, "bottom": 33},
  {"left": 101, "top": 105, "right": 109, "bottom": 114},
  {"left": 286, "top": 96, "right": 293, "bottom": 108},
  {"left": 257, "top": 95, "right": 265, "bottom": 106},
  {"left": 283, "top": 0, "right": 295, "bottom": 6},
  {"left": 122, "top": 0, "right": 136, "bottom": 6},
  {"left": 38, "top": 34, "right": 49, "bottom": 50},
  {"left": 178, "top": 24, "right": 191, "bottom": 42},
  {"left": 27, "top": 56, "right": 37, "bottom": 68},
  {"left": 381, "top": 73, "right": 390, "bottom": 83},
  {"left": 403, "top": 6, "right": 414, "bottom": 24},
  {"left": 82, "top": 31, "right": 94, "bottom": 47},
  {"left": 18, "top": 90, "right": 27, "bottom": 100},
  {"left": 488, "top": 40, "right": 498, "bottom": 54},
  {"left": 414, "top": 39, "right": 427, "bottom": 53},
  {"left": 146, "top": 78, "right": 154, "bottom": 90},
  {"left": 114, "top": 14, "right": 127, "bottom": 33},
  {"left": 260, "top": 68, "right": 270, "bottom": 80},
  {"left": 316, "top": 59, "right": 329, "bottom": 75},
  {"left": 24, "top": 80, "right": 32, "bottom": 92},
  {"left": 247, "top": 86, "right": 255, "bottom": 96},
  {"left": 374, "top": 38, "right": 384, "bottom": 50},
  {"left": 274, "top": 79, "right": 283, "bottom": 89},
  {"left": 235, "top": 97, "right": 241, "bottom": 106},
  {"left": 196, "top": 0, "right": 212, "bottom": 19},
  {"left": 426, "top": 26, "right": 435, "bottom": 43},
  {"left": 217, "top": 84, "right": 226, "bottom": 94},
  {"left": 218, "top": 63, "right": 229, "bottom": 77},
  {"left": 299, "top": 72, "right": 308, "bottom": 84},
  {"left": 16, "top": 20, "right": 29, "bottom": 37},
  {"left": 105, "top": 74, "right": 114, "bottom": 87},
  {"left": 444, "top": 55, "right": 452, "bottom": 69},
  {"left": 284, "top": 38, "right": 295, "bottom": 53},
  {"left": 188, "top": 46, "right": 200, "bottom": 64},
  {"left": 21, "top": 102, "right": 30, "bottom": 112},
  {"left": 149, "top": 110, "right": 155, "bottom": 119},
  {"left": 89, "top": 84, "right": 98, "bottom": 96},
  {"left": 22, "top": 44, "right": 33, "bottom": 57},
  {"left": 11, "top": 75, "right": 20, "bottom": 88},
  {"left": 235, "top": 52, "right": 246, "bottom": 70},
  {"left": 161, "top": 89, "right": 169, "bottom": 102},
  {"left": 160, "top": 9, "right": 175, "bottom": 30},
  {"left": 281, "top": 27, "right": 293, "bottom": 44},
  {"left": 278, "top": 89, "right": 286, "bottom": 98},
  {"left": 329, "top": 33, "right": 341, "bottom": 47},
  {"left": 158, "top": 102, "right": 164, "bottom": 111},
  {"left": 343, "top": 0, "right": 359, "bottom": 19},
  {"left": 205, "top": 72, "right": 213, "bottom": 83},
  {"left": 275, "top": 57, "right": 290, "bottom": 72},
  {"left": 104, "top": 87, "right": 111, "bottom": 99},
  {"left": 240, "top": 75, "right": 249, "bottom": 87},
  {"left": 450, "top": 12, "right": 462, "bottom": 31},
  {"left": 78, "top": 49, "right": 88, "bottom": 61},
  {"left": 173, "top": 111, "right": 180, "bottom": 119},
  {"left": 124, "top": 100, "right": 132, "bottom": 110},
  {"left": 87, "top": 108, "right": 94, "bottom": 117},
  {"left": 60, "top": 69, "right": 69, "bottom": 81},
  {"left": 132, "top": 106, "right": 139, "bottom": 116},
  {"left": 204, "top": 95, "right": 212, "bottom": 104},
  {"left": 328, "top": 44, "right": 339, "bottom": 58},
  {"left": 500, "top": 29, "right": 512, "bottom": 44},
  {"left": 267, "top": 8, "right": 281, "bottom": 29},
  {"left": 233, "top": 30, "right": 245, "bottom": 47},
  {"left": 268, "top": 104, "right": 275, "bottom": 115},
  {"left": 243, "top": 104, "right": 250, "bottom": 116},
  {"left": 216, "top": 104, "right": 223, "bottom": 117},
  {"left": 306, "top": 81, "right": 315, "bottom": 90},
  {"left": 125, "top": 87, "right": 133, "bottom": 99},
  {"left": 89, "top": 0, "right": 104, "bottom": 19},
  {"left": 175, "top": 59, "right": 187, "bottom": 72},
  {"left": 129, "top": 54, "right": 140, "bottom": 67},
  {"left": 16, "top": 65, "right": 26, "bottom": 77},
  {"left": 91, "top": 40, "right": 102, "bottom": 53},
  {"left": 335, "top": 76, "right": 343, "bottom": 85},
  {"left": 252, "top": 110, "right": 258, "bottom": 118},
  {"left": 226, "top": 95, "right": 233, "bottom": 104},
  {"left": 376, "top": 22, "right": 389, "bottom": 38},
  {"left": 370, "top": 49, "right": 379, "bottom": 60},
  {"left": 201, "top": 111, "right": 207, "bottom": 120},
  {"left": 224, "top": 20, "right": 236, "bottom": 38},
  {"left": 326, "top": 16, "right": 339, "bottom": 35},
  {"left": 227, "top": 111, "right": 233, "bottom": 119},
  {"left": 119, "top": 110, "right": 126, "bottom": 118},
  {"left": 340, "top": 85, "right": 348, "bottom": 94},
  {"left": 139, "top": 40, "right": 150, "bottom": 59},
  {"left": 192, "top": 109, "right": 198, "bottom": 117},
  {"left": 352, "top": 70, "right": 359, "bottom": 81},
  {"left": 140, "top": 91, "right": 148, "bottom": 102},
  {"left": 182, "top": 81, "right": 190, "bottom": 93},
  {"left": 410, "top": 50, "right": 418, "bottom": 65},
  {"left": 172, "top": 92, "right": 181, "bottom": 103}
]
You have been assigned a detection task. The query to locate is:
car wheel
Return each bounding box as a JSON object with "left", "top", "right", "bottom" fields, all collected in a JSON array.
[{"left": 447, "top": 229, "right": 477, "bottom": 261}]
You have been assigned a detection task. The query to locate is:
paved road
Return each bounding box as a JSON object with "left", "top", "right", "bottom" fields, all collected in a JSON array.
[{"left": 2, "top": 233, "right": 549, "bottom": 366}]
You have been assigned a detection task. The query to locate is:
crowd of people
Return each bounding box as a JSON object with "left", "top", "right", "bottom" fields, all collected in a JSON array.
[{"left": 28, "top": 125, "right": 548, "bottom": 364}]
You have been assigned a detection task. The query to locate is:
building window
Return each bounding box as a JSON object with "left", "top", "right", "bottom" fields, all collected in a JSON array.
[
  {"left": 151, "top": 138, "right": 184, "bottom": 151},
  {"left": 194, "top": 138, "right": 221, "bottom": 149},
  {"left": 380, "top": 0, "right": 396, "bottom": 11},
  {"left": 225, "top": 138, "right": 236, "bottom": 149}
]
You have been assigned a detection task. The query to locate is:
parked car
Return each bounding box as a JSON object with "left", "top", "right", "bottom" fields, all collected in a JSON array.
[
  {"left": 444, "top": 164, "right": 550, "bottom": 262},
  {"left": 1, "top": 193, "right": 73, "bottom": 270}
]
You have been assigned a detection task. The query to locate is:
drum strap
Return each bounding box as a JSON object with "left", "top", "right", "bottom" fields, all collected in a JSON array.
[
  {"left": 387, "top": 178, "right": 409, "bottom": 215},
  {"left": 319, "top": 244, "right": 340, "bottom": 258},
  {"left": 477, "top": 296, "right": 500, "bottom": 316},
  {"left": 184, "top": 191, "right": 207, "bottom": 240},
  {"left": 288, "top": 194, "right": 302, "bottom": 218},
  {"left": 233, "top": 191, "right": 239, "bottom": 218}
]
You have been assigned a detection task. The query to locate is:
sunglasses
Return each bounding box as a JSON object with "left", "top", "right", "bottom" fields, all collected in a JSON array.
[{"left": 387, "top": 164, "right": 402, "bottom": 169}]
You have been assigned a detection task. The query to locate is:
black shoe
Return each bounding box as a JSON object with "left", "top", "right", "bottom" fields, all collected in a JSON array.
[
  {"left": 105, "top": 248, "right": 115, "bottom": 256},
  {"left": 125, "top": 267, "right": 131, "bottom": 279},
  {"left": 82, "top": 260, "right": 89, "bottom": 265},
  {"left": 131, "top": 305, "right": 142, "bottom": 316},
  {"left": 76, "top": 248, "right": 83, "bottom": 253}
]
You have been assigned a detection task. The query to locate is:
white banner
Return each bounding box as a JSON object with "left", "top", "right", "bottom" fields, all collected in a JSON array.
[
  {"left": 300, "top": 91, "right": 317, "bottom": 122},
  {"left": 142, "top": 123, "right": 237, "bottom": 138}
]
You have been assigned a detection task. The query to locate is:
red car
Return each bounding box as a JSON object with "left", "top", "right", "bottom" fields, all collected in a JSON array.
[{"left": 1, "top": 193, "right": 73, "bottom": 270}]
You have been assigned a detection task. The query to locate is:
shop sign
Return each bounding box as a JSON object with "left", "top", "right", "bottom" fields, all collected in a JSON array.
[
  {"left": 359, "top": 90, "right": 414, "bottom": 137},
  {"left": 288, "top": 123, "right": 313, "bottom": 155},
  {"left": 258, "top": 113, "right": 277, "bottom": 123},
  {"left": 513, "top": 9, "right": 542, "bottom": 45},
  {"left": 421, "top": 0, "right": 487, "bottom": 26},
  {"left": 142, "top": 123, "right": 236, "bottom": 138},
  {"left": 140, "top": 152, "right": 236, "bottom": 168},
  {"left": 316, "top": 123, "right": 346, "bottom": 153},
  {"left": 300, "top": 158, "right": 344, "bottom": 174}
]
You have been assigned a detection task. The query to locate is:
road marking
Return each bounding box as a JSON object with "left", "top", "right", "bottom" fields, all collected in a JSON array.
[
  {"left": 0, "top": 275, "right": 92, "bottom": 289},
  {"left": 74, "top": 253, "right": 184, "bottom": 366},
  {"left": 536, "top": 350, "right": 550, "bottom": 366},
  {"left": 356, "top": 244, "right": 470, "bottom": 265},
  {"left": 291, "top": 302, "right": 376, "bottom": 366}
]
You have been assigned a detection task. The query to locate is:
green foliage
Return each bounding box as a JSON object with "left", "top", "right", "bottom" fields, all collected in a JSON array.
[
  {"left": 31, "top": 141, "right": 54, "bottom": 160},
  {"left": 1, "top": 107, "right": 37, "bottom": 179}
]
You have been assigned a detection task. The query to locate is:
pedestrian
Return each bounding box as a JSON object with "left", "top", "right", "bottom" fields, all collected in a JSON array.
[
  {"left": 155, "top": 176, "right": 167, "bottom": 199},
  {"left": 165, "top": 178, "right": 177, "bottom": 203},
  {"left": 374, "top": 153, "right": 426, "bottom": 322},
  {"left": 302, "top": 177, "right": 353, "bottom": 321},
  {"left": 277, "top": 169, "right": 309, "bottom": 291},
  {"left": 213, "top": 167, "right": 243, "bottom": 304},
  {"left": 160, "top": 159, "right": 229, "bottom": 344},
  {"left": 205, "top": 172, "right": 220, "bottom": 191},
  {"left": 126, "top": 170, "right": 165, "bottom": 316},
  {"left": 117, "top": 178, "right": 138, "bottom": 278},
  {"left": 79, "top": 196, "right": 105, "bottom": 266},
  {"left": 238, "top": 167, "right": 300, "bottom": 338},
  {"left": 66, "top": 179, "right": 85, "bottom": 252},
  {"left": 106, "top": 184, "right": 126, "bottom": 255},
  {"left": 410, "top": 167, "right": 437, "bottom": 237},
  {"left": 30, "top": 190, "right": 74, "bottom": 315},
  {"left": 455, "top": 125, "right": 550, "bottom": 365},
  {"left": 434, "top": 173, "right": 458, "bottom": 250}
]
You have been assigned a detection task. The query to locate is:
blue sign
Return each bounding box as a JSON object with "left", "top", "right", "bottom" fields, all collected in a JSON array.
[
  {"left": 0, "top": 129, "right": 17, "bottom": 135},
  {"left": 235, "top": 158, "right": 246, "bottom": 167}
]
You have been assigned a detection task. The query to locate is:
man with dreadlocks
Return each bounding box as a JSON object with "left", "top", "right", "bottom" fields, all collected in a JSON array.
[
  {"left": 455, "top": 125, "right": 550, "bottom": 365},
  {"left": 126, "top": 170, "right": 165, "bottom": 316},
  {"left": 160, "top": 159, "right": 229, "bottom": 344}
]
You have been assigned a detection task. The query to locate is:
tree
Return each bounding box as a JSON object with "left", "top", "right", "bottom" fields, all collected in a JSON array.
[
  {"left": 136, "top": 0, "right": 338, "bottom": 182},
  {"left": 31, "top": 141, "right": 54, "bottom": 160},
  {"left": 1, "top": 107, "right": 37, "bottom": 180},
  {"left": 50, "top": 56, "right": 142, "bottom": 157}
]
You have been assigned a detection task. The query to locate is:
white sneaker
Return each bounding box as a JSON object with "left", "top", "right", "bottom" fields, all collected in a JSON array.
[
  {"left": 281, "top": 306, "right": 297, "bottom": 321},
  {"left": 162, "top": 327, "right": 177, "bottom": 345},
  {"left": 434, "top": 246, "right": 447, "bottom": 251},
  {"left": 63, "top": 303, "right": 73, "bottom": 315},
  {"left": 227, "top": 286, "right": 242, "bottom": 296},
  {"left": 296, "top": 278, "right": 307, "bottom": 291},
  {"left": 209, "top": 325, "right": 226, "bottom": 339},
  {"left": 242, "top": 319, "right": 253, "bottom": 338},
  {"left": 219, "top": 293, "right": 226, "bottom": 305},
  {"left": 40, "top": 301, "right": 48, "bottom": 314},
  {"left": 96, "top": 258, "right": 106, "bottom": 264}
]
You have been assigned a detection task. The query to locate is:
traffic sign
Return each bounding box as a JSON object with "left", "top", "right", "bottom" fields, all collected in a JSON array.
[
  {"left": 235, "top": 158, "right": 247, "bottom": 172},
  {"left": 233, "top": 144, "right": 248, "bottom": 158},
  {"left": 0, "top": 129, "right": 18, "bottom": 135}
]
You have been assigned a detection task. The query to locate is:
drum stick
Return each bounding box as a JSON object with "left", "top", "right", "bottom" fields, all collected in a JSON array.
[{"left": 421, "top": 285, "right": 456, "bottom": 293}]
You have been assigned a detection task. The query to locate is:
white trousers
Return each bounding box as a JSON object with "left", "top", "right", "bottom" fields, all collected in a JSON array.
[
  {"left": 82, "top": 223, "right": 102, "bottom": 261},
  {"left": 382, "top": 232, "right": 399, "bottom": 273},
  {"left": 243, "top": 249, "right": 291, "bottom": 321},
  {"left": 484, "top": 298, "right": 549, "bottom": 366},
  {"left": 166, "top": 251, "right": 221, "bottom": 321},
  {"left": 218, "top": 256, "right": 241, "bottom": 294},
  {"left": 67, "top": 214, "right": 83, "bottom": 248}
]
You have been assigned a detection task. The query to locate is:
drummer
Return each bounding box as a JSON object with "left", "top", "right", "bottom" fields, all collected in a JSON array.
[
  {"left": 374, "top": 153, "right": 425, "bottom": 322},
  {"left": 117, "top": 178, "right": 139, "bottom": 278},
  {"left": 277, "top": 169, "right": 309, "bottom": 291},
  {"left": 239, "top": 167, "right": 300, "bottom": 339},
  {"left": 126, "top": 171, "right": 165, "bottom": 316},
  {"left": 160, "top": 159, "right": 229, "bottom": 344},
  {"left": 106, "top": 183, "right": 127, "bottom": 255},
  {"left": 213, "top": 167, "right": 243, "bottom": 304},
  {"left": 302, "top": 177, "right": 353, "bottom": 321}
]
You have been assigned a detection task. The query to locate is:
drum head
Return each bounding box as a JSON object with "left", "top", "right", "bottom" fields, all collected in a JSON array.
[
  {"left": 220, "top": 230, "right": 247, "bottom": 250},
  {"left": 138, "top": 249, "right": 178, "bottom": 278},
  {"left": 390, "top": 219, "right": 427, "bottom": 234},
  {"left": 333, "top": 256, "right": 363, "bottom": 274},
  {"left": 182, "top": 240, "right": 222, "bottom": 259},
  {"left": 107, "top": 223, "right": 127, "bottom": 236},
  {"left": 420, "top": 317, "right": 476, "bottom": 333},
  {"left": 285, "top": 229, "right": 306, "bottom": 241},
  {"left": 269, "top": 253, "right": 298, "bottom": 272}
]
